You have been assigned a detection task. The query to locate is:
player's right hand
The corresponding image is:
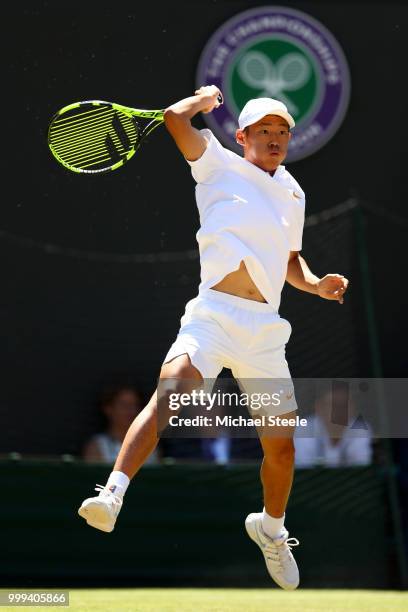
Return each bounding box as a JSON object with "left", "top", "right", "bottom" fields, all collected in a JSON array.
[{"left": 194, "top": 85, "right": 223, "bottom": 113}]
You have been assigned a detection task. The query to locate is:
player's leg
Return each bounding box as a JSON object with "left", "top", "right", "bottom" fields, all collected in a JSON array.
[
  {"left": 111, "top": 388, "right": 159, "bottom": 479},
  {"left": 113, "top": 354, "right": 203, "bottom": 479},
  {"left": 78, "top": 353, "right": 203, "bottom": 532},
  {"left": 259, "top": 416, "right": 296, "bottom": 522},
  {"left": 244, "top": 412, "right": 300, "bottom": 590},
  {"left": 226, "top": 300, "right": 300, "bottom": 589}
]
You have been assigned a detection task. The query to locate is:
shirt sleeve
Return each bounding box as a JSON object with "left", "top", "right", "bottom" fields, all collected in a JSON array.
[{"left": 185, "top": 128, "right": 235, "bottom": 183}]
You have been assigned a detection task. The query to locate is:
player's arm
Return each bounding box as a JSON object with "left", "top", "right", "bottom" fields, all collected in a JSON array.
[
  {"left": 286, "top": 251, "right": 349, "bottom": 304},
  {"left": 163, "top": 85, "right": 222, "bottom": 161}
]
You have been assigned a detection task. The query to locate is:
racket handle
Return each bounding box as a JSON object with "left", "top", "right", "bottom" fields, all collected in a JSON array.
[{"left": 217, "top": 93, "right": 224, "bottom": 105}]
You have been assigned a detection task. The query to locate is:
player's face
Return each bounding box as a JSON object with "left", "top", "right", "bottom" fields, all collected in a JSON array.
[
  {"left": 236, "top": 115, "right": 291, "bottom": 172},
  {"left": 104, "top": 390, "right": 142, "bottom": 428}
]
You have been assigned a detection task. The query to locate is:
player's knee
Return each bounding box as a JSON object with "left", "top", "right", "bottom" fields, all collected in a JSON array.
[{"left": 263, "top": 438, "right": 295, "bottom": 464}]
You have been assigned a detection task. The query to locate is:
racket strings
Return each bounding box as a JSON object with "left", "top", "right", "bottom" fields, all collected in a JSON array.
[
  {"left": 50, "top": 106, "right": 114, "bottom": 133},
  {"left": 50, "top": 120, "right": 118, "bottom": 153},
  {"left": 53, "top": 117, "right": 137, "bottom": 160},
  {"left": 50, "top": 112, "right": 116, "bottom": 144},
  {"left": 49, "top": 105, "right": 140, "bottom": 170},
  {"left": 52, "top": 104, "right": 109, "bottom": 125}
]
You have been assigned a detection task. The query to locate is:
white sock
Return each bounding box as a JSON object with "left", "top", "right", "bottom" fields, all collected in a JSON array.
[
  {"left": 261, "top": 508, "right": 285, "bottom": 539},
  {"left": 105, "top": 471, "right": 130, "bottom": 497}
]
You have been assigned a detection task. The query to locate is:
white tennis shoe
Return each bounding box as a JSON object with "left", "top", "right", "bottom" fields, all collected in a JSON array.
[
  {"left": 245, "top": 512, "right": 300, "bottom": 590},
  {"left": 78, "top": 484, "right": 123, "bottom": 533}
]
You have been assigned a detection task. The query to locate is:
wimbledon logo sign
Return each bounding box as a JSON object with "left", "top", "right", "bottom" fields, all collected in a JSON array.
[{"left": 196, "top": 6, "right": 351, "bottom": 162}]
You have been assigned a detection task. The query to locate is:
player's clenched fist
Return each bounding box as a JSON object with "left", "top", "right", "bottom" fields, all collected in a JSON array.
[{"left": 194, "top": 85, "right": 223, "bottom": 113}]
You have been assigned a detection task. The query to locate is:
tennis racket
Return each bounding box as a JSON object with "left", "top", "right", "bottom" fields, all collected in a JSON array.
[
  {"left": 48, "top": 94, "right": 223, "bottom": 174},
  {"left": 48, "top": 100, "right": 165, "bottom": 174}
]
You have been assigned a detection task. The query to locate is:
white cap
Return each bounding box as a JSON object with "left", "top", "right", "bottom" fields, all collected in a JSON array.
[{"left": 238, "top": 98, "right": 295, "bottom": 130}]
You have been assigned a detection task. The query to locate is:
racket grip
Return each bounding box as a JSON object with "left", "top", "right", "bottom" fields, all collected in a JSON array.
[{"left": 217, "top": 93, "right": 224, "bottom": 105}]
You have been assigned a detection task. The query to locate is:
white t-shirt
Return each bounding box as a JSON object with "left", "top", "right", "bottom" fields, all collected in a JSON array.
[{"left": 186, "top": 128, "right": 305, "bottom": 311}]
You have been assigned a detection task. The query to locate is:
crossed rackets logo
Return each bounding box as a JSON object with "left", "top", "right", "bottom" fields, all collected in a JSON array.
[
  {"left": 237, "top": 51, "right": 311, "bottom": 117},
  {"left": 197, "top": 6, "right": 351, "bottom": 161}
]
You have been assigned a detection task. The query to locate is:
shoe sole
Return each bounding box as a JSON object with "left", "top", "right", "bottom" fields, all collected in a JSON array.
[{"left": 78, "top": 500, "right": 115, "bottom": 533}]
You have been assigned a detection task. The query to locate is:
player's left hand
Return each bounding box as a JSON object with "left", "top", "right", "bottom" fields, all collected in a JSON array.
[{"left": 317, "top": 274, "right": 349, "bottom": 304}]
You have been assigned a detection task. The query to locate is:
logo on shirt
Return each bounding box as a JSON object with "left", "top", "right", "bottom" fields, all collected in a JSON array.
[{"left": 196, "top": 6, "right": 351, "bottom": 162}]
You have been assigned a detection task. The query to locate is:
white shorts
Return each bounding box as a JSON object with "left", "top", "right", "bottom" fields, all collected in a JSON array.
[{"left": 162, "top": 289, "right": 297, "bottom": 416}]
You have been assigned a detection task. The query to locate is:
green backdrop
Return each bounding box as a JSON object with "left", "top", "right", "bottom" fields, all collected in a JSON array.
[{"left": 0, "top": 460, "right": 398, "bottom": 589}]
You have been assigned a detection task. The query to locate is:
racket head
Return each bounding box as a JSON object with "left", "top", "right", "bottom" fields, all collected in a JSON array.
[{"left": 48, "top": 101, "right": 162, "bottom": 174}]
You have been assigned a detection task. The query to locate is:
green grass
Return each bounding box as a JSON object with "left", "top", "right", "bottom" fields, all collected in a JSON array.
[{"left": 2, "top": 589, "right": 406, "bottom": 612}]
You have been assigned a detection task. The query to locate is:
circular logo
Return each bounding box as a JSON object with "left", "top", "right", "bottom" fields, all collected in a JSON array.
[{"left": 196, "top": 6, "right": 351, "bottom": 162}]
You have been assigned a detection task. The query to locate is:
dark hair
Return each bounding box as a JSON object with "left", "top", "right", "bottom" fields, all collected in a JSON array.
[{"left": 99, "top": 383, "right": 144, "bottom": 409}]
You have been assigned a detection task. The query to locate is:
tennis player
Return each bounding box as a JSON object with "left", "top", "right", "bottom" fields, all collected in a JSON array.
[{"left": 78, "top": 85, "right": 349, "bottom": 590}]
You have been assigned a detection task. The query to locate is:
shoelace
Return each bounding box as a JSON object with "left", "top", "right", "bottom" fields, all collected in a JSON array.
[
  {"left": 94, "top": 484, "right": 122, "bottom": 507},
  {"left": 264, "top": 536, "right": 300, "bottom": 570}
]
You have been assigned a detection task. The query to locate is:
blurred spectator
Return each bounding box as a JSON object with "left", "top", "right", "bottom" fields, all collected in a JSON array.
[
  {"left": 82, "top": 384, "right": 160, "bottom": 464},
  {"left": 294, "top": 387, "right": 373, "bottom": 468},
  {"left": 201, "top": 437, "right": 231, "bottom": 464}
]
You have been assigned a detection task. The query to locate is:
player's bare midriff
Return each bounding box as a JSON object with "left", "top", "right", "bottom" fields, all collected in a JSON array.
[{"left": 210, "top": 260, "right": 267, "bottom": 302}]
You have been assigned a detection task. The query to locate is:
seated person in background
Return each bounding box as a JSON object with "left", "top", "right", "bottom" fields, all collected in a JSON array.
[
  {"left": 82, "top": 384, "right": 160, "bottom": 464},
  {"left": 294, "top": 387, "right": 373, "bottom": 468},
  {"left": 201, "top": 437, "right": 231, "bottom": 465}
]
